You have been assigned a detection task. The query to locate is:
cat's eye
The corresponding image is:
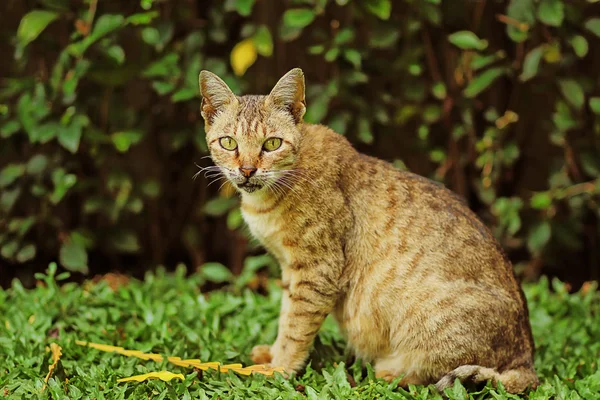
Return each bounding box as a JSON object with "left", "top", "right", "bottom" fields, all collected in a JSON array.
[
  {"left": 263, "top": 138, "right": 282, "bottom": 152},
  {"left": 219, "top": 136, "right": 237, "bottom": 151}
]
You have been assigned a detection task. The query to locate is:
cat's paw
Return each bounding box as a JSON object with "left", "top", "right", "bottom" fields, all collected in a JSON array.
[{"left": 250, "top": 344, "right": 272, "bottom": 365}]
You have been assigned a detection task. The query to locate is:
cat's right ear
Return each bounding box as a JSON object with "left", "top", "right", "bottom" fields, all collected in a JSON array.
[
  {"left": 266, "top": 68, "right": 306, "bottom": 124},
  {"left": 198, "top": 71, "right": 237, "bottom": 125}
]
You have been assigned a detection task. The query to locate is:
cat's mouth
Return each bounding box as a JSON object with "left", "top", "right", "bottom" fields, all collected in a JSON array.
[{"left": 238, "top": 182, "right": 263, "bottom": 193}]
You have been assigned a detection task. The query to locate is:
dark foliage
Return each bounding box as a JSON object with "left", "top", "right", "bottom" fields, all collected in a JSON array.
[{"left": 1, "top": 0, "right": 599, "bottom": 287}]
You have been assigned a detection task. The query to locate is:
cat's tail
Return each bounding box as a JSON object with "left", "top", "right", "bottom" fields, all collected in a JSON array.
[{"left": 435, "top": 365, "right": 539, "bottom": 394}]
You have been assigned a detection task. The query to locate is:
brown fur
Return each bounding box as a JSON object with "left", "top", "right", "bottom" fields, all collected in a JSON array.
[{"left": 198, "top": 68, "right": 539, "bottom": 393}]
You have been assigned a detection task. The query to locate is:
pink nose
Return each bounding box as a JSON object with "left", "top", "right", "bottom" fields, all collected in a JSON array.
[{"left": 239, "top": 166, "right": 257, "bottom": 178}]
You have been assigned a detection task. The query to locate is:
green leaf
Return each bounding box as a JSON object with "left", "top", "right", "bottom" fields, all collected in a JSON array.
[
  {"left": 58, "top": 114, "right": 88, "bottom": 153},
  {"left": 226, "top": 208, "right": 243, "bottom": 230},
  {"left": 1, "top": 241, "right": 19, "bottom": 259},
  {"left": 233, "top": 0, "right": 255, "bottom": 16},
  {"left": 423, "top": 105, "right": 442, "bottom": 125},
  {"left": 110, "top": 231, "right": 140, "bottom": 253},
  {"left": 111, "top": 130, "right": 143, "bottom": 152},
  {"left": 142, "top": 27, "right": 160, "bottom": 45},
  {"left": 141, "top": 180, "right": 161, "bottom": 198},
  {"left": 9, "top": 216, "right": 36, "bottom": 237},
  {"left": 527, "top": 221, "right": 551, "bottom": 254},
  {"left": 358, "top": 117, "right": 373, "bottom": 144},
  {"left": 558, "top": 79, "right": 585, "bottom": 110},
  {"left": 464, "top": 67, "right": 507, "bottom": 98},
  {"left": 324, "top": 48, "right": 339, "bottom": 62},
  {"left": 126, "top": 11, "right": 159, "bottom": 25},
  {"left": 334, "top": 28, "right": 355, "bottom": 46},
  {"left": 447, "top": 31, "right": 488, "bottom": 50},
  {"left": 369, "top": 25, "right": 400, "bottom": 48},
  {"left": 106, "top": 45, "right": 125, "bottom": 65},
  {"left": 59, "top": 240, "right": 89, "bottom": 274},
  {"left": 1, "top": 187, "right": 21, "bottom": 213},
  {"left": 1, "top": 120, "right": 21, "bottom": 138},
  {"left": 16, "top": 244, "right": 37, "bottom": 263},
  {"left": 16, "top": 10, "right": 59, "bottom": 49},
  {"left": 569, "top": 35, "right": 589, "bottom": 58},
  {"left": 203, "top": 196, "right": 238, "bottom": 217},
  {"left": 343, "top": 49, "right": 361, "bottom": 69},
  {"left": 26, "top": 154, "right": 49, "bottom": 175},
  {"left": 200, "top": 262, "right": 234, "bottom": 283},
  {"left": 531, "top": 192, "right": 552, "bottom": 210},
  {"left": 67, "top": 14, "right": 125, "bottom": 57},
  {"left": 584, "top": 18, "right": 600, "bottom": 38},
  {"left": 50, "top": 168, "right": 77, "bottom": 204},
  {"left": 519, "top": 46, "right": 544, "bottom": 82},
  {"left": 143, "top": 53, "right": 180, "bottom": 78},
  {"left": 506, "top": 0, "right": 535, "bottom": 43},
  {"left": 282, "top": 9, "right": 316, "bottom": 29},
  {"left": 537, "top": 0, "right": 564, "bottom": 27},
  {"left": 590, "top": 97, "right": 600, "bottom": 115},
  {"left": 152, "top": 81, "right": 176, "bottom": 95},
  {"left": 472, "top": 51, "right": 506, "bottom": 71},
  {"left": 431, "top": 82, "right": 447, "bottom": 100},
  {"left": 0, "top": 164, "right": 25, "bottom": 188},
  {"left": 364, "top": 0, "right": 392, "bottom": 20},
  {"left": 580, "top": 152, "right": 600, "bottom": 177},
  {"left": 253, "top": 25, "right": 273, "bottom": 57},
  {"left": 553, "top": 101, "right": 578, "bottom": 133},
  {"left": 171, "top": 88, "right": 196, "bottom": 103},
  {"left": 33, "top": 122, "right": 59, "bottom": 144},
  {"left": 308, "top": 44, "right": 325, "bottom": 55}
]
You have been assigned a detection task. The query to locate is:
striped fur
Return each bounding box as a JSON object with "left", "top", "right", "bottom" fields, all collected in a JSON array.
[{"left": 198, "top": 69, "right": 539, "bottom": 393}]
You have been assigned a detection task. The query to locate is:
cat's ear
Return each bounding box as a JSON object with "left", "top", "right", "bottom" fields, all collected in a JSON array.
[
  {"left": 199, "top": 70, "right": 237, "bottom": 124},
  {"left": 266, "top": 68, "right": 306, "bottom": 124}
]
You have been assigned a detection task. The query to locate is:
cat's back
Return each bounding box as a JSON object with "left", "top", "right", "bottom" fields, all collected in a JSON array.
[
  {"left": 299, "top": 124, "right": 518, "bottom": 289},
  {"left": 338, "top": 152, "right": 511, "bottom": 283}
]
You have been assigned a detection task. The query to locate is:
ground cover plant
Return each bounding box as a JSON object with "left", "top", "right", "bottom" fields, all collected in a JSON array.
[{"left": 1, "top": 265, "right": 599, "bottom": 399}]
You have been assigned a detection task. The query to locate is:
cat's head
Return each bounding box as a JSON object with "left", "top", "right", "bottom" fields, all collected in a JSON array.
[{"left": 198, "top": 68, "right": 306, "bottom": 194}]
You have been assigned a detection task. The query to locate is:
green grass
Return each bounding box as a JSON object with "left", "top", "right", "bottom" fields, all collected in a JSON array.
[{"left": 1, "top": 265, "right": 599, "bottom": 400}]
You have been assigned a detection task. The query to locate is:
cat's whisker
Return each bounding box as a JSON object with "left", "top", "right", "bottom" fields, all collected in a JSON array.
[
  {"left": 200, "top": 167, "right": 221, "bottom": 174},
  {"left": 270, "top": 177, "right": 302, "bottom": 198},
  {"left": 267, "top": 182, "right": 282, "bottom": 199},
  {"left": 206, "top": 176, "right": 227, "bottom": 189},
  {"left": 276, "top": 171, "right": 318, "bottom": 192},
  {"left": 217, "top": 179, "right": 231, "bottom": 192}
]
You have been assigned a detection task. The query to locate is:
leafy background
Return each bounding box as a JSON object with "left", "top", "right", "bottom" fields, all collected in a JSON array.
[{"left": 1, "top": 0, "right": 599, "bottom": 288}]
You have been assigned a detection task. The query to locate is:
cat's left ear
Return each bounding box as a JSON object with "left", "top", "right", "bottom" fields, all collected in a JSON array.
[
  {"left": 199, "top": 70, "right": 238, "bottom": 125},
  {"left": 266, "top": 68, "right": 306, "bottom": 124}
]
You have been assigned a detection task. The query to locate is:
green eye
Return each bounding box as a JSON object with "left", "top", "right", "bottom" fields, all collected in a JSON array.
[
  {"left": 219, "top": 136, "right": 237, "bottom": 151},
  {"left": 263, "top": 138, "right": 282, "bottom": 152}
]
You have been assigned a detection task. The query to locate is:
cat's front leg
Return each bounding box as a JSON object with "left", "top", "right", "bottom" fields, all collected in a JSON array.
[
  {"left": 249, "top": 279, "right": 292, "bottom": 364},
  {"left": 267, "top": 262, "right": 340, "bottom": 373}
]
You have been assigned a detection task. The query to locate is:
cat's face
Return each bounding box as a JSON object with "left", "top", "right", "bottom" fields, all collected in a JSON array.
[{"left": 199, "top": 69, "right": 306, "bottom": 194}]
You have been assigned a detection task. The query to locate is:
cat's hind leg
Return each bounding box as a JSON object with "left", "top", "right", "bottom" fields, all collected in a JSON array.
[{"left": 374, "top": 354, "right": 429, "bottom": 387}]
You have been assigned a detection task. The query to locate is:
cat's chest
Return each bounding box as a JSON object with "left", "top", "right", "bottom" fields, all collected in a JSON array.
[
  {"left": 241, "top": 209, "right": 288, "bottom": 260},
  {"left": 243, "top": 211, "right": 280, "bottom": 240}
]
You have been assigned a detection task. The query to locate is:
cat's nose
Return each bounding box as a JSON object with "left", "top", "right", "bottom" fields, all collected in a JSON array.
[{"left": 239, "top": 166, "right": 257, "bottom": 178}]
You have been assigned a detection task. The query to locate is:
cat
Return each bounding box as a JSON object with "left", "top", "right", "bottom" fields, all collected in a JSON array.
[{"left": 198, "top": 68, "right": 539, "bottom": 393}]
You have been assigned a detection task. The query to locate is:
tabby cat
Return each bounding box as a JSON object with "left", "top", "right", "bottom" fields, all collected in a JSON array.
[{"left": 198, "top": 68, "right": 539, "bottom": 393}]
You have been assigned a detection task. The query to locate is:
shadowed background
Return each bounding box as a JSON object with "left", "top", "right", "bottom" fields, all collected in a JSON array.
[{"left": 1, "top": 0, "right": 599, "bottom": 289}]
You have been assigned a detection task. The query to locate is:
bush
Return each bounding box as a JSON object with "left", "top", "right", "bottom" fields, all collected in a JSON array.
[{"left": 1, "top": 0, "right": 599, "bottom": 285}]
